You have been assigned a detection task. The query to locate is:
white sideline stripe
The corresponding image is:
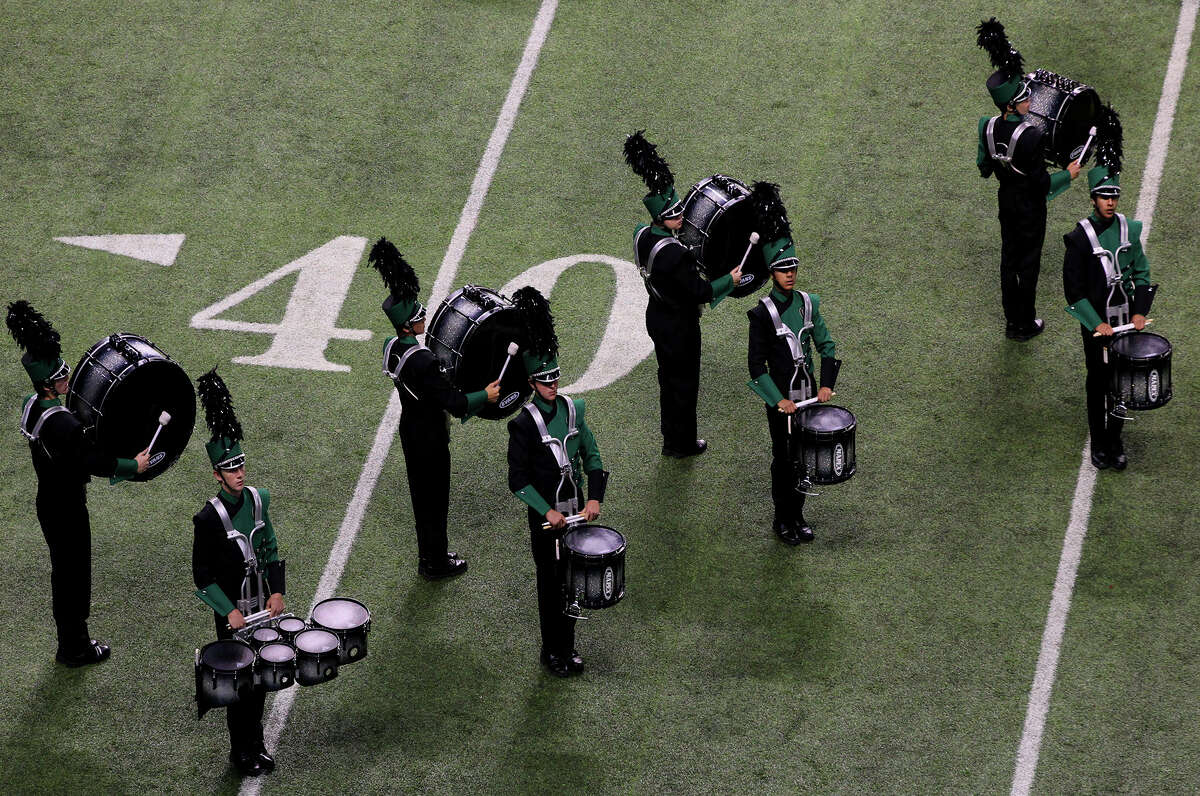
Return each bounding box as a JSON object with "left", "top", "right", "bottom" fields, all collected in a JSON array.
[
  {"left": 239, "top": 2, "right": 560, "bottom": 794},
  {"left": 1010, "top": 3, "right": 1198, "bottom": 794}
]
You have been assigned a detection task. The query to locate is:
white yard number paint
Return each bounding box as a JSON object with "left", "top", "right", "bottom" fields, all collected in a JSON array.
[
  {"left": 190, "top": 236, "right": 372, "bottom": 372},
  {"left": 500, "top": 254, "right": 652, "bottom": 393}
]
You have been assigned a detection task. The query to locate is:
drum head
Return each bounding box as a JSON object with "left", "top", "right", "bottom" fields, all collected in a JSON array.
[
  {"left": 311, "top": 598, "right": 370, "bottom": 630},
  {"left": 294, "top": 629, "right": 339, "bottom": 654},
  {"left": 277, "top": 617, "right": 306, "bottom": 634},
  {"left": 258, "top": 642, "right": 296, "bottom": 664},
  {"left": 199, "top": 640, "right": 255, "bottom": 670},
  {"left": 1111, "top": 332, "right": 1171, "bottom": 359},
  {"left": 680, "top": 176, "right": 768, "bottom": 297},
  {"left": 799, "top": 405, "right": 856, "bottom": 433},
  {"left": 251, "top": 627, "right": 281, "bottom": 644},
  {"left": 563, "top": 524, "right": 626, "bottom": 556},
  {"left": 1026, "top": 74, "right": 1100, "bottom": 167}
]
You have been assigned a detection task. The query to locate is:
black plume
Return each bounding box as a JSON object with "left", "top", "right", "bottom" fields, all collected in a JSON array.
[
  {"left": 6, "top": 300, "right": 62, "bottom": 362},
  {"left": 749, "top": 181, "right": 792, "bottom": 242},
  {"left": 367, "top": 237, "right": 419, "bottom": 303},
  {"left": 513, "top": 286, "right": 558, "bottom": 358},
  {"left": 623, "top": 130, "right": 675, "bottom": 195},
  {"left": 976, "top": 17, "right": 1024, "bottom": 78},
  {"left": 197, "top": 367, "right": 243, "bottom": 444},
  {"left": 1094, "top": 104, "right": 1123, "bottom": 172}
]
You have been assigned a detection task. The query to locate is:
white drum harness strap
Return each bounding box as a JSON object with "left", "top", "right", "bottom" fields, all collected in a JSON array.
[
  {"left": 19, "top": 396, "right": 69, "bottom": 457},
  {"left": 985, "top": 116, "right": 1033, "bottom": 176},
  {"left": 208, "top": 486, "right": 269, "bottom": 616},
  {"left": 383, "top": 341, "right": 430, "bottom": 401},
  {"left": 1079, "top": 214, "right": 1133, "bottom": 327},
  {"left": 525, "top": 396, "right": 581, "bottom": 515},
  {"left": 760, "top": 292, "right": 815, "bottom": 401},
  {"left": 634, "top": 226, "right": 682, "bottom": 306}
]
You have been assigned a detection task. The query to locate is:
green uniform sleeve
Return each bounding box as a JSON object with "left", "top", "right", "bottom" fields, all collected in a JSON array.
[
  {"left": 1127, "top": 225, "right": 1151, "bottom": 287},
  {"left": 465, "top": 390, "right": 488, "bottom": 415},
  {"left": 748, "top": 374, "right": 785, "bottom": 407},
  {"left": 255, "top": 490, "right": 280, "bottom": 565},
  {"left": 809, "top": 296, "right": 836, "bottom": 359},
  {"left": 708, "top": 272, "right": 735, "bottom": 308},
  {"left": 1066, "top": 299, "right": 1105, "bottom": 331},
  {"left": 514, "top": 485, "right": 553, "bottom": 517},
  {"left": 575, "top": 403, "right": 603, "bottom": 474},
  {"left": 195, "top": 584, "right": 237, "bottom": 617},
  {"left": 1047, "top": 170, "right": 1072, "bottom": 202},
  {"left": 108, "top": 457, "right": 139, "bottom": 485}
]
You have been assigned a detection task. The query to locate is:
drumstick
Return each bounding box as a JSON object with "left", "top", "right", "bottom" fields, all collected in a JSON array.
[
  {"left": 496, "top": 342, "right": 519, "bottom": 382},
  {"left": 735, "top": 232, "right": 760, "bottom": 274},
  {"left": 541, "top": 512, "right": 587, "bottom": 530},
  {"left": 146, "top": 411, "right": 172, "bottom": 451},
  {"left": 1074, "top": 125, "right": 1098, "bottom": 165},
  {"left": 1094, "top": 318, "right": 1153, "bottom": 337},
  {"left": 778, "top": 392, "right": 836, "bottom": 412}
]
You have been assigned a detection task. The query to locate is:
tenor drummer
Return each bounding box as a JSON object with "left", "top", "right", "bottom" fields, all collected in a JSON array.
[
  {"left": 506, "top": 288, "right": 608, "bottom": 677},
  {"left": 975, "top": 19, "right": 1079, "bottom": 341},
  {"left": 192, "top": 368, "right": 285, "bottom": 777},
  {"left": 624, "top": 131, "right": 740, "bottom": 457},
  {"left": 6, "top": 301, "right": 149, "bottom": 666},
  {"left": 1063, "top": 150, "right": 1152, "bottom": 471},
  {"left": 367, "top": 238, "right": 499, "bottom": 579},
  {"left": 745, "top": 186, "right": 840, "bottom": 544}
]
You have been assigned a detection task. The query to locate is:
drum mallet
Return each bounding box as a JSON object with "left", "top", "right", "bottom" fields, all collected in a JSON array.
[
  {"left": 1075, "top": 126, "right": 1098, "bottom": 165},
  {"left": 736, "top": 232, "right": 761, "bottom": 274},
  {"left": 541, "top": 513, "right": 587, "bottom": 530},
  {"left": 496, "top": 342, "right": 520, "bottom": 383},
  {"left": 147, "top": 410, "right": 172, "bottom": 452},
  {"left": 1094, "top": 318, "right": 1153, "bottom": 337}
]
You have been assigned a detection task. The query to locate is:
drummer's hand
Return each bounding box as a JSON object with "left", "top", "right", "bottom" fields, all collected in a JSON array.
[
  {"left": 227, "top": 609, "right": 246, "bottom": 630},
  {"left": 729, "top": 264, "right": 743, "bottom": 284},
  {"left": 544, "top": 509, "right": 567, "bottom": 530},
  {"left": 583, "top": 500, "right": 601, "bottom": 522},
  {"left": 817, "top": 387, "right": 833, "bottom": 403},
  {"left": 1067, "top": 161, "right": 1082, "bottom": 179},
  {"left": 1132, "top": 314, "right": 1147, "bottom": 331},
  {"left": 266, "top": 593, "right": 285, "bottom": 617},
  {"left": 776, "top": 398, "right": 797, "bottom": 415},
  {"left": 484, "top": 379, "right": 501, "bottom": 403},
  {"left": 1095, "top": 322, "right": 1115, "bottom": 336},
  {"left": 134, "top": 448, "right": 152, "bottom": 473}
]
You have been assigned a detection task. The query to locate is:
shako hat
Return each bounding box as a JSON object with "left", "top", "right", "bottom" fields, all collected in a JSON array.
[
  {"left": 624, "top": 130, "right": 684, "bottom": 222},
  {"left": 1088, "top": 104, "right": 1123, "bottom": 196},
  {"left": 514, "top": 286, "right": 560, "bottom": 384},
  {"left": 368, "top": 237, "right": 425, "bottom": 333},
  {"left": 6, "top": 300, "right": 70, "bottom": 388},
  {"left": 197, "top": 367, "right": 246, "bottom": 471},
  {"left": 749, "top": 181, "right": 798, "bottom": 271},
  {"left": 977, "top": 18, "right": 1030, "bottom": 108}
]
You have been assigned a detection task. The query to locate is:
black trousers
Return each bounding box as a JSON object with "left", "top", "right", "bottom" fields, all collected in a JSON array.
[
  {"left": 36, "top": 482, "right": 93, "bottom": 655},
  {"left": 998, "top": 196, "right": 1046, "bottom": 328},
  {"left": 528, "top": 511, "right": 575, "bottom": 656},
  {"left": 399, "top": 425, "right": 451, "bottom": 563},
  {"left": 1080, "top": 326, "right": 1125, "bottom": 453},
  {"left": 766, "top": 407, "right": 808, "bottom": 523},
  {"left": 646, "top": 304, "right": 701, "bottom": 449},
  {"left": 214, "top": 616, "right": 266, "bottom": 753}
]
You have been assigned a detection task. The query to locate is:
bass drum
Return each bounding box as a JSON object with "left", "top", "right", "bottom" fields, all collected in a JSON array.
[
  {"left": 797, "top": 405, "right": 857, "bottom": 485},
  {"left": 425, "top": 286, "right": 529, "bottom": 419},
  {"left": 67, "top": 333, "right": 196, "bottom": 481},
  {"left": 1024, "top": 69, "right": 1101, "bottom": 168},
  {"left": 1109, "top": 331, "right": 1172, "bottom": 410},
  {"left": 678, "top": 175, "right": 768, "bottom": 298},
  {"left": 562, "top": 524, "right": 626, "bottom": 610}
]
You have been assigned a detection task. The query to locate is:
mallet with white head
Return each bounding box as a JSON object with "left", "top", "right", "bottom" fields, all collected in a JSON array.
[
  {"left": 147, "top": 411, "right": 172, "bottom": 452},
  {"left": 496, "top": 342, "right": 520, "bottom": 383}
]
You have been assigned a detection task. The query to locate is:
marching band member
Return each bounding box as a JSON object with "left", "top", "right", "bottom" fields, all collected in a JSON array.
[
  {"left": 1063, "top": 109, "right": 1152, "bottom": 471},
  {"left": 7, "top": 301, "right": 148, "bottom": 666},
  {"left": 744, "top": 185, "right": 840, "bottom": 544},
  {"left": 192, "top": 368, "right": 285, "bottom": 777},
  {"left": 368, "top": 238, "right": 499, "bottom": 580},
  {"left": 506, "top": 288, "right": 608, "bottom": 676},
  {"left": 975, "top": 18, "right": 1079, "bottom": 341},
  {"left": 624, "top": 130, "right": 741, "bottom": 457}
]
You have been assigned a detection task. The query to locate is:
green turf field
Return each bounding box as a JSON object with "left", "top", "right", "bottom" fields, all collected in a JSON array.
[{"left": 1, "top": 1, "right": 1196, "bottom": 793}]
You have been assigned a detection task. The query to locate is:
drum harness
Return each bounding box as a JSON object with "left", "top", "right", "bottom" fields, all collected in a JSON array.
[
  {"left": 761, "top": 292, "right": 815, "bottom": 432},
  {"left": 525, "top": 396, "right": 581, "bottom": 520},
  {"left": 985, "top": 116, "right": 1033, "bottom": 176},
  {"left": 634, "top": 225, "right": 683, "bottom": 307},
  {"left": 19, "top": 396, "right": 69, "bottom": 457},
  {"left": 1079, "top": 214, "right": 1133, "bottom": 328},
  {"left": 208, "top": 486, "right": 280, "bottom": 618},
  {"left": 383, "top": 339, "right": 429, "bottom": 401}
]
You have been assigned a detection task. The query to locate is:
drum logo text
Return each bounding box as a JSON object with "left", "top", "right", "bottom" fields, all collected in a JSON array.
[
  {"left": 603, "top": 567, "right": 614, "bottom": 600},
  {"left": 833, "top": 444, "right": 844, "bottom": 477},
  {"left": 149, "top": 451, "right": 166, "bottom": 467},
  {"left": 737, "top": 273, "right": 755, "bottom": 286},
  {"left": 1148, "top": 370, "right": 1160, "bottom": 402},
  {"left": 499, "top": 392, "right": 521, "bottom": 409}
]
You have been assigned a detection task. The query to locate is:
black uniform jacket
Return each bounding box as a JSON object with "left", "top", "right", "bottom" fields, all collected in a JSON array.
[
  {"left": 25, "top": 400, "right": 125, "bottom": 486},
  {"left": 636, "top": 229, "right": 715, "bottom": 314},
  {"left": 1063, "top": 216, "right": 1154, "bottom": 319},
  {"left": 387, "top": 342, "right": 475, "bottom": 441},
  {"left": 192, "top": 492, "right": 283, "bottom": 613},
  {"left": 506, "top": 404, "right": 607, "bottom": 510},
  {"left": 747, "top": 293, "right": 838, "bottom": 391},
  {"left": 978, "top": 115, "right": 1054, "bottom": 210}
]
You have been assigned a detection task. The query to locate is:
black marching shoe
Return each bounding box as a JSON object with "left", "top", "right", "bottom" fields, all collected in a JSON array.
[
  {"left": 774, "top": 517, "right": 801, "bottom": 546},
  {"left": 55, "top": 639, "right": 111, "bottom": 668},
  {"left": 1006, "top": 318, "right": 1046, "bottom": 341},
  {"left": 255, "top": 746, "right": 276, "bottom": 774},
  {"left": 566, "top": 649, "right": 585, "bottom": 673},
  {"left": 1090, "top": 447, "right": 1111, "bottom": 469},
  {"left": 793, "top": 516, "right": 815, "bottom": 543},
  {"left": 662, "top": 439, "right": 707, "bottom": 458},
  {"left": 1108, "top": 440, "right": 1128, "bottom": 471},
  {"left": 230, "top": 749, "right": 265, "bottom": 778},
  {"left": 418, "top": 553, "right": 468, "bottom": 580},
  {"left": 540, "top": 649, "right": 571, "bottom": 678}
]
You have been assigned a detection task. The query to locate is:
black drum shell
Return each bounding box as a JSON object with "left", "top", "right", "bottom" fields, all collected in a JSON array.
[
  {"left": 678, "top": 175, "right": 769, "bottom": 298},
  {"left": 1109, "top": 332, "right": 1173, "bottom": 410},
  {"left": 195, "top": 640, "right": 256, "bottom": 709},
  {"left": 310, "top": 597, "right": 371, "bottom": 665},
  {"left": 1023, "top": 72, "right": 1101, "bottom": 168},
  {"left": 255, "top": 642, "right": 297, "bottom": 692},
  {"left": 562, "top": 524, "right": 626, "bottom": 610},
  {"left": 425, "top": 286, "right": 530, "bottom": 419},
  {"left": 67, "top": 333, "right": 196, "bottom": 481},
  {"left": 797, "top": 405, "right": 857, "bottom": 485},
  {"left": 275, "top": 616, "right": 307, "bottom": 644},
  {"left": 293, "top": 629, "right": 340, "bottom": 686}
]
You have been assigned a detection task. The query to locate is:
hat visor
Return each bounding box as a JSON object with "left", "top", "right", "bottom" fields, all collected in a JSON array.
[
  {"left": 658, "top": 200, "right": 684, "bottom": 220},
  {"left": 49, "top": 360, "right": 71, "bottom": 382},
  {"left": 769, "top": 258, "right": 799, "bottom": 271},
  {"left": 1091, "top": 185, "right": 1121, "bottom": 197},
  {"left": 1010, "top": 80, "right": 1031, "bottom": 104},
  {"left": 215, "top": 453, "right": 246, "bottom": 471},
  {"left": 408, "top": 302, "right": 427, "bottom": 325},
  {"left": 530, "top": 367, "right": 561, "bottom": 384}
]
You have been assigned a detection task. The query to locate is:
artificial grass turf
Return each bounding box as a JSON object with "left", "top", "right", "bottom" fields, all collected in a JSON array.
[{"left": 1, "top": 0, "right": 1197, "bottom": 793}]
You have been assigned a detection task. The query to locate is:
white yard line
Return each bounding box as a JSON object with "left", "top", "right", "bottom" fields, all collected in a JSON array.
[
  {"left": 1010, "top": 4, "right": 1197, "bottom": 794},
  {"left": 239, "top": 2, "right": 559, "bottom": 793}
]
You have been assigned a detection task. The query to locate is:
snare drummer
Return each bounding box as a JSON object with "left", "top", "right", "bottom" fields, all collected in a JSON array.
[
  {"left": 1063, "top": 161, "right": 1152, "bottom": 471},
  {"left": 624, "top": 131, "right": 741, "bottom": 458},
  {"left": 6, "top": 301, "right": 149, "bottom": 667},
  {"left": 191, "top": 368, "right": 285, "bottom": 778},
  {"left": 367, "top": 238, "right": 499, "bottom": 580},
  {"left": 506, "top": 288, "right": 608, "bottom": 677},
  {"left": 744, "top": 204, "right": 840, "bottom": 544}
]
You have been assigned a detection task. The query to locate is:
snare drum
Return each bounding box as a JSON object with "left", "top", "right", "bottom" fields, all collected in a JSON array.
[
  {"left": 195, "top": 639, "right": 255, "bottom": 711},
  {"left": 310, "top": 597, "right": 371, "bottom": 665},
  {"left": 562, "top": 524, "right": 626, "bottom": 610},
  {"left": 1109, "top": 332, "right": 1173, "bottom": 410},
  {"left": 678, "top": 175, "right": 768, "bottom": 298},
  {"left": 797, "top": 405, "right": 857, "bottom": 485},
  {"left": 255, "top": 642, "right": 297, "bottom": 692},
  {"left": 275, "top": 616, "right": 307, "bottom": 644},
  {"left": 293, "top": 629, "right": 340, "bottom": 686}
]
